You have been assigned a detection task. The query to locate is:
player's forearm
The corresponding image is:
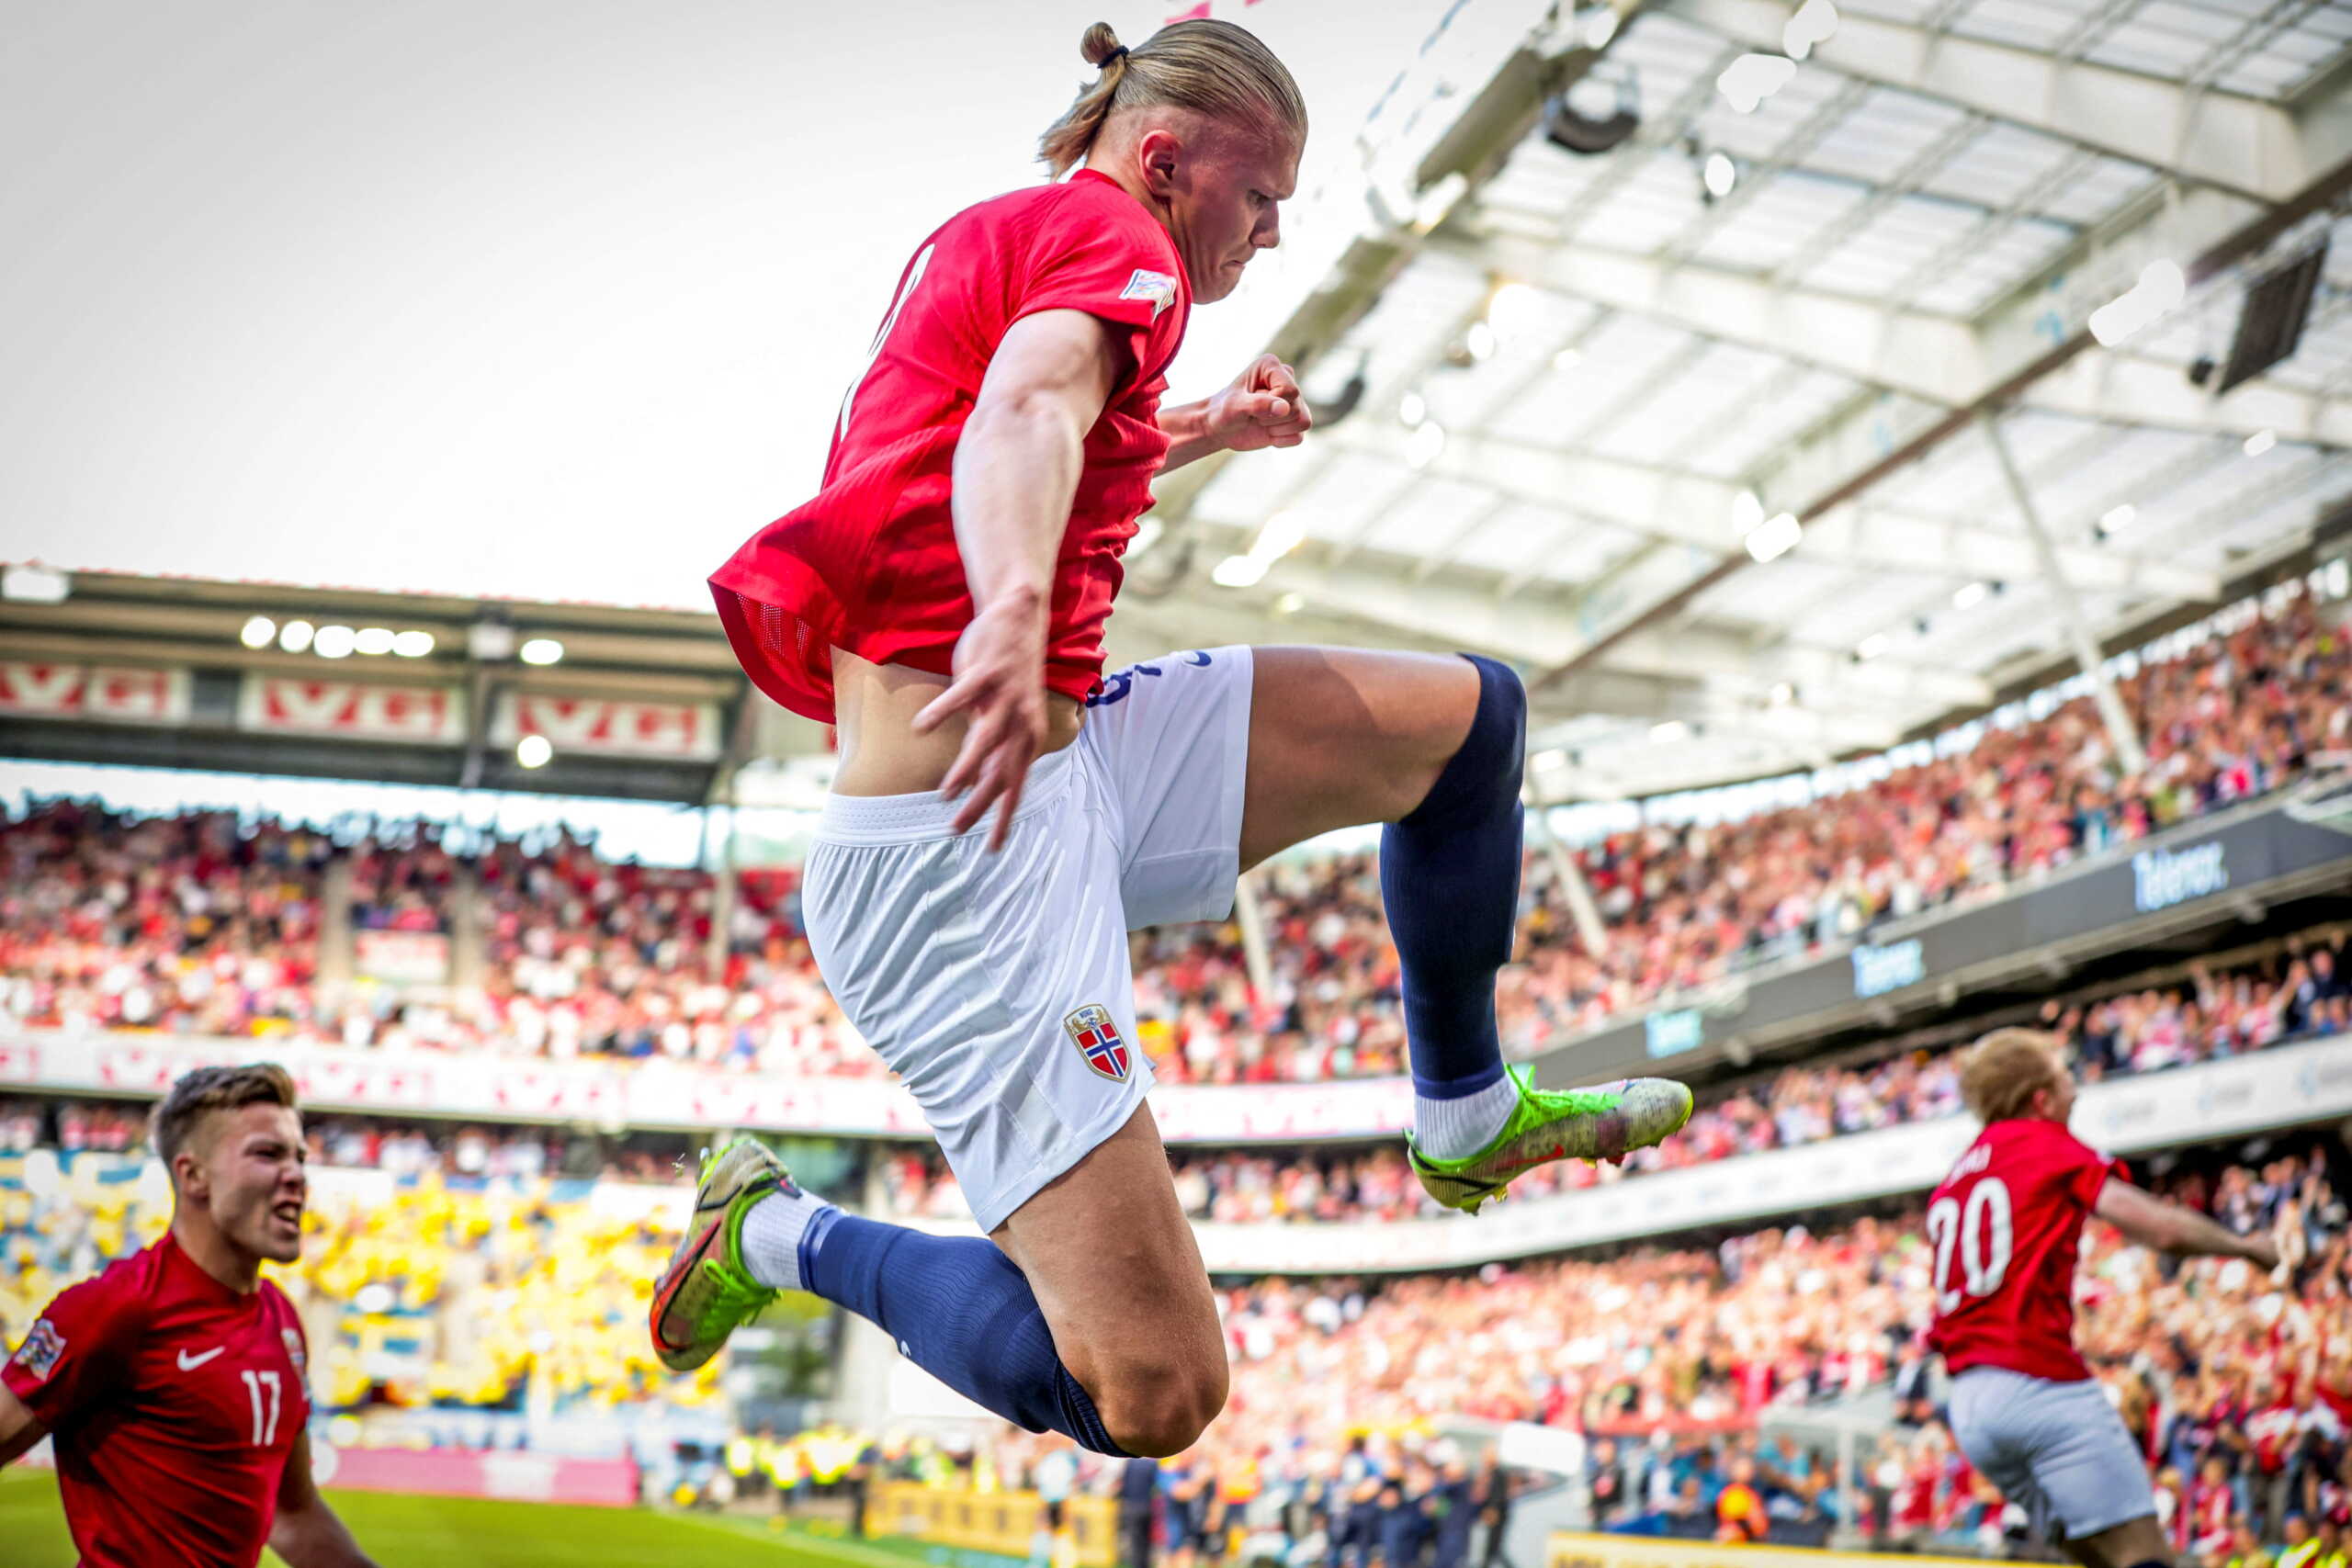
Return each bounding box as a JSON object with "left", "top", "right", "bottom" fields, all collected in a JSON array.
[
  {"left": 1156, "top": 398, "right": 1221, "bottom": 472},
  {"left": 953, "top": 395, "right": 1087, "bottom": 615},
  {"left": 0, "top": 1387, "right": 45, "bottom": 1469},
  {"left": 269, "top": 1500, "right": 379, "bottom": 1568},
  {"left": 2153, "top": 1201, "right": 2272, "bottom": 1262}
]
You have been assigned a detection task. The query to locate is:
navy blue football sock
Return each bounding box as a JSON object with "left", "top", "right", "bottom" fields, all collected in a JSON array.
[
  {"left": 1380, "top": 653, "right": 1526, "bottom": 1102},
  {"left": 800, "top": 1209, "right": 1130, "bottom": 1456}
]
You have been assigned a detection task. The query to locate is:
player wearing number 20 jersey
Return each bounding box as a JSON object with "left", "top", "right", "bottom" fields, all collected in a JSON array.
[
  {"left": 1925, "top": 1113, "right": 2128, "bottom": 1383},
  {"left": 0, "top": 1065, "right": 377, "bottom": 1568},
  {"left": 1928, "top": 1030, "right": 2279, "bottom": 1566}
]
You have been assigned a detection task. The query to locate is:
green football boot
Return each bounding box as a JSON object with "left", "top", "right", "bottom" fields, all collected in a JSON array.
[
  {"left": 649, "top": 1139, "right": 793, "bottom": 1373},
  {"left": 1408, "top": 1065, "right": 1693, "bottom": 1214}
]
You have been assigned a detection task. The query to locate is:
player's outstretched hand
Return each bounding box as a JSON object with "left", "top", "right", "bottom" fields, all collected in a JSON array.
[
  {"left": 1207, "top": 353, "right": 1314, "bottom": 453},
  {"left": 914, "top": 592, "right": 1049, "bottom": 851}
]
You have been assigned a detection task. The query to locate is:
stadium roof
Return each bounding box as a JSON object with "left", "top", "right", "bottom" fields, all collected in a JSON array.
[{"left": 1143, "top": 0, "right": 2352, "bottom": 798}]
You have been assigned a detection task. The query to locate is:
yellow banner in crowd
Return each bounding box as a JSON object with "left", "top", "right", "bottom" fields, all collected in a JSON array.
[
  {"left": 865, "top": 1481, "right": 1121, "bottom": 1567},
  {"left": 1550, "top": 1534, "right": 1988, "bottom": 1568}
]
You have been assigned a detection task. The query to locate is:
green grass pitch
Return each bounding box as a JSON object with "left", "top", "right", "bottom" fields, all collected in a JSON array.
[{"left": 0, "top": 1470, "right": 915, "bottom": 1568}]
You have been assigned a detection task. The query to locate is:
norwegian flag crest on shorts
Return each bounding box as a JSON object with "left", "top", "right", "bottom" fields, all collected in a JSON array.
[{"left": 1064, "top": 1004, "right": 1130, "bottom": 1082}]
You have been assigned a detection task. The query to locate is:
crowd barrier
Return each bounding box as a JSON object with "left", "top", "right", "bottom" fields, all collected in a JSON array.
[
  {"left": 1548, "top": 1532, "right": 1984, "bottom": 1568},
  {"left": 863, "top": 1481, "right": 1120, "bottom": 1567}
]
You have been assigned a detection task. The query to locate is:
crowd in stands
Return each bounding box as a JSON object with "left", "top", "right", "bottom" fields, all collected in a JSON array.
[
  {"left": 865, "top": 928, "right": 2350, "bottom": 1228},
  {"left": 2, "top": 592, "right": 2345, "bottom": 1089}
]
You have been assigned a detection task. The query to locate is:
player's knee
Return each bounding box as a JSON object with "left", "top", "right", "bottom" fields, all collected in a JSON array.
[{"left": 1093, "top": 1353, "right": 1228, "bottom": 1458}]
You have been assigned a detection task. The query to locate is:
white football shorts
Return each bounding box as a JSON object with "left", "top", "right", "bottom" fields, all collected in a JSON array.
[
  {"left": 1948, "top": 1365, "right": 2156, "bottom": 1541},
  {"left": 801, "top": 647, "right": 1253, "bottom": 1231}
]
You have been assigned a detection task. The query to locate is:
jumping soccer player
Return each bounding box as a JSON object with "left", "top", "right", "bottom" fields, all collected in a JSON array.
[
  {"left": 0, "top": 1065, "right": 378, "bottom": 1568},
  {"left": 1929, "top": 1029, "right": 2281, "bottom": 1568},
  {"left": 653, "top": 17, "right": 1691, "bottom": 1457}
]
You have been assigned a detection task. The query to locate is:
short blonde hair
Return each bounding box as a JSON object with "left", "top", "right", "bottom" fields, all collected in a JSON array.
[
  {"left": 1038, "top": 19, "right": 1306, "bottom": 178},
  {"left": 1958, "top": 1028, "right": 2065, "bottom": 1123},
  {"left": 152, "top": 1062, "right": 298, "bottom": 1168}
]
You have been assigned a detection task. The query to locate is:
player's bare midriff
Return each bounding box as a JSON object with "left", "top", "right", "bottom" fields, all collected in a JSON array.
[{"left": 829, "top": 647, "right": 1086, "bottom": 796}]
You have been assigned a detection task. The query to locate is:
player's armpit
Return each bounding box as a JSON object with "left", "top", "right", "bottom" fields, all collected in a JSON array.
[
  {"left": 269, "top": 1434, "right": 382, "bottom": 1568},
  {"left": 0, "top": 1383, "right": 50, "bottom": 1468}
]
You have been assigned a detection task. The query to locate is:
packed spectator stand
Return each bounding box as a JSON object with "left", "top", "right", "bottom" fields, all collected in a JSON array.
[{"left": 2, "top": 592, "right": 2346, "bottom": 1093}]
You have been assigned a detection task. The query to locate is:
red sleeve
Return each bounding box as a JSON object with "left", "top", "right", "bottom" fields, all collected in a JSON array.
[
  {"left": 4, "top": 1269, "right": 144, "bottom": 1427},
  {"left": 2051, "top": 1125, "right": 2128, "bottom": 1210},
  {"left": 1013, "top": 198, "right": 1182, "bottom": 396}
]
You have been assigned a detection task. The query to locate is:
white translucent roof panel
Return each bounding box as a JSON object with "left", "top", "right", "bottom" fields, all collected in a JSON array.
[
  {"left": 1804, "top": 90, "right": 1977, "bottom": 185},
  {"left": 1695, "top": 368, "right": 1869, "bottom": 480},
  {"left": 1797, "top": 193, "right": 1996, "bottom": 299},
  {"left": 2214, "top": 6, "right": 2352, "bottom": 97},
  {"left": 2035, "top": 155, "right": 2163, "bottom": 227},
  {"left": 1487, "top": 313, "right": 1698, "bottom": 447},
  {"left": 1450, "top": 505, "right": 1644, "bottom": 584},
  {"left": 1919, "top": 122, "right": 2077, "bottom": 210},
  {"left": 1687, "top": 553, "right": 1868, "bottom": 627},
  {"left": 1588, "top": 342, "right": 1792, "bottom": 467},
  {"left": 1564, "top": 148, "right": 1714, "bottom": 253},
  {"left": 1951, "top": 0, "right": 2103, "bottom": 53},
  {"left": 1692, "top": 60, "right": 1857, "bottom": 164},
  {"left": 1909, "top": 214, "right": 2075, "bottom": 315},
  {"left": 1690, "top": 170, "right": 1873, "bottom": 274},
  {"left": 1354, "top": 476, "right": 1499, "bottom": 558},
  {"left": 2086, "top": 3, "right": 2258, "bottom": 79}
]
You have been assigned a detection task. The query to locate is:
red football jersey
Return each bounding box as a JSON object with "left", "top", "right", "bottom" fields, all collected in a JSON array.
[
  {"left": 710, "top": 169, "right": 1193, "bottom": 724},
  {"left": 1925, "top": 1116, "right": 2128, "bottom": 1382},
  {"left": 5, "top": 1233, "right": 311, "bottom": 1568}
]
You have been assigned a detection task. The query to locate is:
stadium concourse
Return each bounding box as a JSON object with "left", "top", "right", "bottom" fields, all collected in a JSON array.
[{"left": 7, "top": 0, "right": 2352, "bottom": 1565}]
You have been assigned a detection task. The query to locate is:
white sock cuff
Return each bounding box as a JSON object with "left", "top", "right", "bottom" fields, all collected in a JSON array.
[
  {"left": 1413, "top": 1073, "right": 1520, "bottom": 1161},
  {"left": 737, "top": 1188, "right": 835, "bottom": 1292}
]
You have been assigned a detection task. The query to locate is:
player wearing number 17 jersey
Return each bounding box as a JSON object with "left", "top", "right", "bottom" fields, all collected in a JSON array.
[
  {"left": 0, "top": 1065, "right": 377, "bottom": 1568},
  {"left": 1928, "top": 1030, "right": 2279, "bottom": 1568}
]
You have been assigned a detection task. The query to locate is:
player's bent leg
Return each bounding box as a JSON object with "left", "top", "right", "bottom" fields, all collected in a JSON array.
[
  {"left": 991, "top": 1102, "right": 1229, "bottom": 1456},
  {"left": 2060, "top": 1516, "right": 2173, "bottom": 1568},
  {"left": 1239, "top": 647, "right": 1690, "bottom": 1213}
]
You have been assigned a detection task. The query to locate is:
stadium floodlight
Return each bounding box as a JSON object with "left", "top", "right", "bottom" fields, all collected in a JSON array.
[
  {"left": 2087, "top": 260, "right": 2186, "bottom": 346},
  {"left": 391, "top": 629, "right": 435, "bottom": 658},
  {"left": 1768, "top": 682, "right": 1795, "bottom": 706},
  {"left": 1487, "top": 281, "right": 1543, "bottom": 343},
  {"left": 1, "top": 564, "right": 68, "bottom": 604},
  {"left": 469, "top": 619, "right": 518, "bottom": 661},
  {"left": 1578, "top": 3, "right": 1618, "bottom": 49},
  {"left": 240, "top": 615, "right": 277, "bottom": 649},
  {"left": 1272, "top": 592, "right": 1305, "bottom": 616},
  {"left": 1744, "top": 512, "right": 1802, "bottom": 562},
  {"left": 1210, "top": 554, "right": 1267, "bottom": 589},
  {"left": 1532, "top": 748, "right": 1568, "bottom": 771},
  {"left": 1730, "top": 489, "right": 1765, "bottom": 536},
  {"left": 2245, "top": 429, "right": 2277, "bottom": 457},
  {"left": 1854, "top": 632, "right": 1889, "bottom": 661},
  {"left": 353, "top": 626, "right": 396, "bottom": 656},
  {"left": 1952, "top": 581, "right": 1990, "bottom": 610},
  {"left": 1782, "top": 0, "right": 1838, "bottom": 60},
  {"left": 2098, "top": 502, "right": 2136, "bottom": 537},
  {"left": 1406, "top": 420, "right": 1446, "bottom": 470},
  {"left": 1463, "top": 321, "right": 1498, "bottom": 363},
  {"left": 278, "top": 620, "right": 315, "bottom": 653},
  {"left": 313, "top": 625, "right": 356, "bottom": 659},
  {"left": 1397, "top": 389, "right": 1428, "bottom": 427},
  {"left": 1702, "top": 152, "right": 1737, "bottom": 201},
  {"left": 518, "top": 637, "right": 565, "bottom": 666},
  {"left": 515, "top": 734, "right": 553, "bottom": 769},
  {"left": 1650, "top": 719, "right": 1690, "bottom": 744},
  {"left": 1716, "top": 53, "right": 1796, "bottom": 114},
  {"left": 1553, "top": 346, "right": 1582, "bottom": 372}
]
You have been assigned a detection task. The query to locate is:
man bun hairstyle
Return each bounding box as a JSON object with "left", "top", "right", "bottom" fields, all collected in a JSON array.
[
  {"left": 153, "top": 1062, "right": 299, "bottom": 1168},
  {"left": 1958, "top": 1028, "right": 2064, "bottom": 1125},
  {"left": 1038, "top": 18, "right": 1307, "bottom": 177}
]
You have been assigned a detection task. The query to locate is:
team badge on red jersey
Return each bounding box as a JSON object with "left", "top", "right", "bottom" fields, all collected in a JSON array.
[
  {"left": 1065, "top": 1005, "right": 1131, "bottom": 1081},
  {"left": 1120, "top": 268, "right": 1178, "bottom": 321},
  {"left": 282, "top": 1327, "right": 308, "bottom": 1382},
  {"left": 11, "top": 1318, "right": 63, "bottom": 1382}
]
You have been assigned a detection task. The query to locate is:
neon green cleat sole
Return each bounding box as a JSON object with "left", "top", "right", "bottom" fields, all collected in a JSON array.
[
  {"left": 1407, "top": 1065, "right": 1693, "bottom": 1214},
  {"left": 648, "top": 1139, "right": 791, "bottom": 1373}
]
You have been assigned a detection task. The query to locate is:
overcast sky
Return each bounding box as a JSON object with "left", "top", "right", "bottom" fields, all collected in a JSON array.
[{"left": 1, "top": 0, "right": 1469, "bottom": 609}]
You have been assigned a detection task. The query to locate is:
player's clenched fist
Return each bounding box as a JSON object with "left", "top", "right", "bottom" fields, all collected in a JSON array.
[{"left": 1206, "top": 352, "right": 1313, "bottom": 452}]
